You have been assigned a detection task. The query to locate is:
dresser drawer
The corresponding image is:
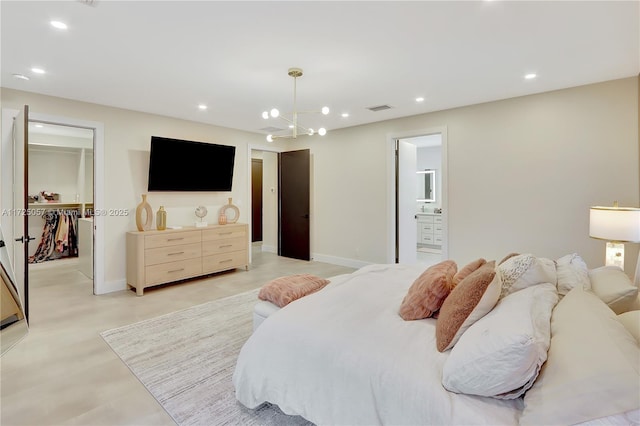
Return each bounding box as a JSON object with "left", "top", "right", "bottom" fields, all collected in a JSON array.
[
  {"left": 202, "top": 225, "right": 246, "bottom": 242},
  {"left": 434, "top": 235, "right": 444, "bottom": 244},
  {"left": 434, "top": 215, "right": 443, "bottom": 224},
  {"left": 202, "top": 250, "right": 247, "bottom": 274},
  {"left": 202, "top": 237, "right": 246, "bottom": 256},
  {"left": 145, "top": 230, "right": 201, "bottom": 249},
  {"left": 145, "top": 243, "right": 201, "bottom": 266},
  {"left": 145, "top": 258, "right": 202, "bottom": 286},
  {"left": 417, "top": 214, "right": 434, "bottom": 224},
  {"left": 434, "top": 223, "right": 443, "bottom": 232}
]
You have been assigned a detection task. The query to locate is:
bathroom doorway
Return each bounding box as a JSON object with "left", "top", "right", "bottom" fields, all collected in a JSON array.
[{"left": 390, "top": 127, "right": 448, "bottom": 265}]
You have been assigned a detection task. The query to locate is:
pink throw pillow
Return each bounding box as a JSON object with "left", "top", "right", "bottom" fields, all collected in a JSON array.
[
  {"left": 399, "top": 260, "right": 457, "bottom": 321},
  {"left": 453, "top": 258, "right": 487, "bottom": 287},
  {"left": 258, "top": 274, "right": 330, "bottom": 308}
]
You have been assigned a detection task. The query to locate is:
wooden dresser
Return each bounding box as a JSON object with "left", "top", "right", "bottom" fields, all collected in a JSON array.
[{"left": 126, "top": 223, "right": 248, "bottom": 295}]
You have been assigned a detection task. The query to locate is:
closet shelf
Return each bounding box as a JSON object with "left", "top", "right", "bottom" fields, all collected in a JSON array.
[{"left": 29, "top": 202, "right": 94, "bottom": 210}]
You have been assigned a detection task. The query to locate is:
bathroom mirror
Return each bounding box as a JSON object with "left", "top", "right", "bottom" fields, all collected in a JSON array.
[
  {"left": 0, "top": 225, "right": 28, "bottom": 355},
  {"left": 417, "top": 170, "right": 436, "bottom": 203}
]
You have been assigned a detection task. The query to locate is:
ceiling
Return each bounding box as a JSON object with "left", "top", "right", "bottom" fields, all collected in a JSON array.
[{"left": 1, "top": 1, "right": 638, "bottom": 140}]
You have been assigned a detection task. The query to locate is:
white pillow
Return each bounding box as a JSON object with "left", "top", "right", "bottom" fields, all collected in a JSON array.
[
  {"left": 555, "top": 253, "right": 590, "bottom": 296},
  {"left": 497, "top": 254, "right": 557, "bottom": 298},
  {"left": 618, "top": 311, "right": 640, "bottom": 344},
  {"left": 589, "top": 266, "right": 639, "bottom": 314},
  {"left": 520, "top": 288, "right": 640, "bottom": 425},
  {"left": 442, "top": 283, "right": 558, "bottom": 399}
]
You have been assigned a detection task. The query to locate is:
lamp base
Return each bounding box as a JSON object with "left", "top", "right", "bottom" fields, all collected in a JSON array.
[{"left": 605, "top": 242, "right": 624, "bottom": 269}]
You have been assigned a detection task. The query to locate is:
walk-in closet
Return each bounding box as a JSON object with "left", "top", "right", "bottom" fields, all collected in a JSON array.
[{"left": 27, "top": 123, "right": 94, "bottom": 280}]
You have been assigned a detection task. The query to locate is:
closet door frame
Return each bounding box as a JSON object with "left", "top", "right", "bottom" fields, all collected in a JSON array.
[{"left": 1, "top": 109, "right": 105, "bottom": 295}]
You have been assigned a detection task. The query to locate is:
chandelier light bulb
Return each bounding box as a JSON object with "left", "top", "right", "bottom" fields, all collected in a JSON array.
[
  {"left": 321, "top": 106, "right": 330, "bottom": 115},
  {"left": 266, "top": 135, "right": 274, "bottom": 142},
  {"left": 270, "top": 108, "right": 280, "bottom": 118},
  {"left": 262, "top": 111, "right": 269, "bottom": 119},
  {"left": 308, "top": 129, "right": 315, "bottom": 136},
  {"left": 318, "top": 128, "right": 327, "bottom": 136}
]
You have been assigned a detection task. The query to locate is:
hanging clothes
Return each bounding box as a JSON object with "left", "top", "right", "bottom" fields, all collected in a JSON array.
[{"left": 29, "top": 210, "right": 79, "bottom": 263}]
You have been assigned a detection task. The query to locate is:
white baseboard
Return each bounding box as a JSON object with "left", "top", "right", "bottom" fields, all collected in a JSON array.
[
  {"left": 312, "top": 253, "right": 372, "bottom": 269},
  {"left": 96, "top": 278, "right": 127, "bottom": 295}
]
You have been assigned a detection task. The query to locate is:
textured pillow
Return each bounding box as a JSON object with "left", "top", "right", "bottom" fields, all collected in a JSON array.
[
  {"left": 520, "top": 288, "right": 640, "bottom": 425},
  {"left": 436, "top": 261, "right": 501, "bottom": 352},
  {"left": 497, "top": 254, "right": 556, "bottom": 299},
  {"left": 555, "top": 253, "right": 590, "bottom": 296},
  {"left": 258, "top": 274, "right": 330, "bottom": 308},
  {"left": 589, "top": 266, "right": 639, "bottom": 314},
  {"left": 442, "top": 283, "right": 558, "bottom": 399},
  {"left": 452, "top": 258, "right": 486, "bottom": 287},
  {"left": 618, "top": 311, "right": 640, "bottom": 344},
  {"left": 399, "top": 260, "right": 457, "bottom": 320}
]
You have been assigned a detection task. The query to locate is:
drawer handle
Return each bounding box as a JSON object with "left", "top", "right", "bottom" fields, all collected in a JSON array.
[
  {"left": 219, "top": 244, "right": 233, "bottom": 248},
  {"left": 168, "top": 251, "right": 184, "bottom": 256},
  {"left": 168, "top": 268, "right": 185, "bottom": 273},
  {"left": 220, "top": 259, "right": 233, "bottom": 263},
  {"left": 168, "top": 237, "right": 184, "bottom": 241},
  {"left": 219, "top": 232, "right": 233, "bottom": 236}
]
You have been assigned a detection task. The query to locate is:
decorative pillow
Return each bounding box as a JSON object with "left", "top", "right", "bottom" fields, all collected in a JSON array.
[
  {"left": 520, "top": 288, "right": 640, "bottom": 425},
  {"left": 618, "top": 311, "right": 640, "bottom": 344},
  {"left": 497, "top": 254, "right": 556, "bottom": 299},
  {"left": 442, "top": 283, "right": 558, "bottom": 399},
  {"left": 555, "top": 253, "right": 590, "bottom": 296},
  {"left": 258, "top": 274, "right": 330, "bottom": 308},
  {"left": 589, "top": 266, "right": 639, "bottom": 314},
  {"left": 399, "top": 260, "right": 457, "bottom": 320},
  {"left": 436, "top": 261, "right": 501, "bottom": 352},
  {"left": 452, "top": 258, "right": 486, "bottom": 287}
]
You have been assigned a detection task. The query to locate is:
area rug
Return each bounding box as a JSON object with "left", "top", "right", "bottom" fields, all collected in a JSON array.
[{"left": 100, "top": 289, "right": 311, "bottom": 426}]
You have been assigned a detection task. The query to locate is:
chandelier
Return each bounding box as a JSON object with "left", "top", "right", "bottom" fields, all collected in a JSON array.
[{"left": 262, "top": 67, "right": 329, "bottom": 142}]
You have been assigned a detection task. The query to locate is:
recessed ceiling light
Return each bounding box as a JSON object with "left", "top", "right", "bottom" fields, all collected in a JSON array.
[
  {"left": 341, "top": 113, "right": 349, "bottom": 118},
  {"left": 198, "top": 104, "right": 207, "bottom": 110},
  {"left": 34, "top": 124, "right": 44, "bottom": 128},
  {"left": 12, "top": 73, "right": 30, "bottom": 81},
  {"left": 31, "top": 67, "right": 46, "bottom": 74},
  {"left": 416, "top": 97, "right": 425, "bottom": 102},
  {"left": 50, "top": 20, "right": 68, "bottom": 30},
  {"left": 524, "top": 73, "right": 537, "bottom": 80}
]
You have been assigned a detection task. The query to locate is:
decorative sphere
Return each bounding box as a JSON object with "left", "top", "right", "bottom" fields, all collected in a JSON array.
[{"left": 318, "top": 128, "right": 327, "bottom": 136}]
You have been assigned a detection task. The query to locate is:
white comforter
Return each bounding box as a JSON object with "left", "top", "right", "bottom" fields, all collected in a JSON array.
[{"left": 233, "top": 263, "right": 523, "bottom": 425}]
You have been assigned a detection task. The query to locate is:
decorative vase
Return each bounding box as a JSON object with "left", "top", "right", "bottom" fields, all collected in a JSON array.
[
  {"left": 156, "top": 206, "right": 167, "bottom": 231},
  {"left": 135, "top": 194, "right": 153, "bottom": 231},
  {"left": 218, "top": 212, "right": 227, "bottom": 225},
  {"left": 219, "top": 197, "right": 239, "bottom": 224}
]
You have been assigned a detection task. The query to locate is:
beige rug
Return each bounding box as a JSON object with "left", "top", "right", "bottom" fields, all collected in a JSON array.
[{"left": 100, "top": 289, "right": 311, "bottom": 426}]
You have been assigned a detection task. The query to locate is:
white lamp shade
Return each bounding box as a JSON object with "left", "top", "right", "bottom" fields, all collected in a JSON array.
[{"left": 589, "top": 207, "right": 640, "bottom": 242}]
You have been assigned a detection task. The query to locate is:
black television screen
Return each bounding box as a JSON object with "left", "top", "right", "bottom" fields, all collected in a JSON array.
[{"left": 147, "top": 136, "right": 235, "bottom": 191}]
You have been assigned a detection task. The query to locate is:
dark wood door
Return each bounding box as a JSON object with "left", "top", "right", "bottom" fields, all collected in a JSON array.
[
  {"left": 251, "top": 159, "right": 263, "bottom": 243},
  {"left": 278, "top": 149, "right": 310, "bottom": 261}
]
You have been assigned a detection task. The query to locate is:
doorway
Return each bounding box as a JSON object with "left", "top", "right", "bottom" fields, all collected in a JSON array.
[
  {"left": 0, "top": 108, "right": 105, "bottom": 304},
  {"left": 250, "top": 149, "right": 279, "bottom": 257},
  {"left": 388, "top": 127, "right": 448, "bottom": 265}
]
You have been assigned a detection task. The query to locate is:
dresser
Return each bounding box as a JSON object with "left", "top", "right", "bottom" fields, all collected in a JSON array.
[
  {"left": 126, "top": 223, "right": 248, "bottom": 295},
  {"left": 416, "top": 214, "right": 443, "bottom": 247}
]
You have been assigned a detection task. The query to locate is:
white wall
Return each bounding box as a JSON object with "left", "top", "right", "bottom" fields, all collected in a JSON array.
[
  {"left": 2, "top": 77, "right": 638, "bottom": 282},
  {"left": 292, "top": 77, "right": 639, "bottom": 276},
  {"left": 1, "top": 88, "right": 285, "bottom": 289}
]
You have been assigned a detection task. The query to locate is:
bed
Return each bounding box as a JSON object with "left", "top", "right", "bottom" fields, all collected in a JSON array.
[{"left": 233, "top": 256, "right": 640, "bottom": 425}]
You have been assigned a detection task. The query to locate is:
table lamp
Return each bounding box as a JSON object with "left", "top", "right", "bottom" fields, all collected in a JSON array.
[{"left": 589, "top": 202, "right": 640, "bottom": 269}]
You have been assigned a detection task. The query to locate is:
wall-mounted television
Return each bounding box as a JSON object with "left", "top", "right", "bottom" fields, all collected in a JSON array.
[{"left": 147, "top": 136, "right": 235, "bottom": 191}]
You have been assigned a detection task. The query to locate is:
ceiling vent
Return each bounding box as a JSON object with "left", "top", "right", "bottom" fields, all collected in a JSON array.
[
  {"left": 367, "top": 104, "right": 392, "bottom": 112},
  {"left": 77, "top": 0, "right": 97, "bottom": 6},
  {"left": 260, "top": 126, "right": 284, "bottom": 133}
]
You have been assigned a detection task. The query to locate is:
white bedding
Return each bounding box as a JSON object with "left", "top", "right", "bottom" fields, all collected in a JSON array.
[{"left": 233, "top": 263, "right": 524, "bottom": 425}]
